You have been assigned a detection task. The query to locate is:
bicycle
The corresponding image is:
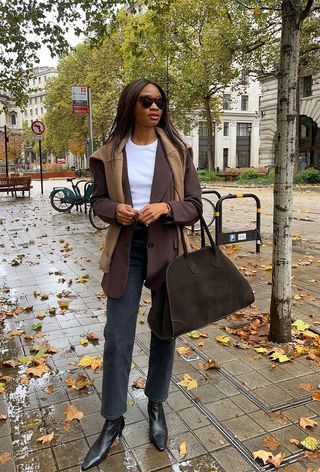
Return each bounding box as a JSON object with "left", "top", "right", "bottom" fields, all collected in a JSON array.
[
  {"left": 49, "top": 178, "right": 109, "bottom": 231},
  {"left": 187, "top": 190, "right": 221, "bottom": 232}
]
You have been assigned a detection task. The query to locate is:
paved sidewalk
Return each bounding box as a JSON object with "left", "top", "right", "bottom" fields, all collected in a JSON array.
[{"left": 0, "top": 183, "right": 320, "bottom": 472}]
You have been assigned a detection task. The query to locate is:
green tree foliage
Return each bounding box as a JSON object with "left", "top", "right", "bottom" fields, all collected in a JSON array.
[{"left": 0, "top": 0, "right": 126, "bottom": 106}]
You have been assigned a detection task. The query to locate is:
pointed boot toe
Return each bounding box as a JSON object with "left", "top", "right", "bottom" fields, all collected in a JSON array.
[
  {"left": 148, "top": 401, "right": 168, "bottom": 451},
  {"left": 81, "top": 416, "right": 124, "bottom": 470}
]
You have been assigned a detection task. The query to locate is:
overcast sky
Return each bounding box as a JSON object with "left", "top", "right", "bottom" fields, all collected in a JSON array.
[{"left": 37, "top": 25, "right": 82, "bottom": 68}]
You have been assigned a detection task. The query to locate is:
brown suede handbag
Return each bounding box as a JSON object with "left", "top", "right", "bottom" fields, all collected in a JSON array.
[{"left": 148, "top": 215, "right": 255, "bottom": 339}]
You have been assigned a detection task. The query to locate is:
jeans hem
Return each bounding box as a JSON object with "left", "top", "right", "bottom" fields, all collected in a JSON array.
[
  {"left": 101, "top": 409, "right": 126, "bottom": 420},
  {"left": 145, "top": 393, "right": 167, "bottom": 403}
]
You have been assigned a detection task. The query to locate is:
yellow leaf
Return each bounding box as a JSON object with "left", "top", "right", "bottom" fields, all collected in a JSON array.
[
  {"left": 254, "top": 347, "right": 268, "bottom": 354},
  {"left": 187, "top": 330, "right": 201, "bottom": 339},
  {"left": 36, "top": 432, "right": 54, "bottom": 444},
  {"left": 0, "top": 383, "right": 6, "bottom": 394},
  {"left": 264, "top": 265, "right": 272, "bottom": 271},
  {"left": 299, "top": 417, "right": 318, "bottom": 429},
  {"left": 64, "top": 405, "right": 84, "bottom": 422},
  {"left": 80, "top": 339, "right": 88, "bottom": 345},
  {"left": 66, "top": 375, "right": 92, "bottom": 390},
  {"left": 186, "top": 379, "right": 198, "bottom": 390},
  {"left": 216, "top": 335, "right": 231, "bottom": 346},
  {"left": 179, "top": 441, "right": 187, "bottom": 456},
  {"left": 57, "top": 299, "right": 70, "bottom": 308},
  {"left": 292, "top": 319, "right": 310, "bottom": 331},
  {"left": 8, "top": 329, "right": 24, "bottom": 337},
  {"left": 178, "top": 374, "right": 198, "bottom": 390},
  {"left": 176, "top": 347, "right": 193, "bottom": 356},
  {"left": 269, "top": 451, "right": 285, "bottom": 468},
  {"left": 132, "top": 377, "right": 146, "bottom": 389},
  {"left": 269, "top": 352, "right": 290, "bottom": 363},
  {"left": 78, "top": 355, "right": 102, "bottom": 371}
]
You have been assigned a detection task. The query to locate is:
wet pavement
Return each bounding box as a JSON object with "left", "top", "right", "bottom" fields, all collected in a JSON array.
[{"left": 0, "top": 179, "right": 320, "bottom": 472}]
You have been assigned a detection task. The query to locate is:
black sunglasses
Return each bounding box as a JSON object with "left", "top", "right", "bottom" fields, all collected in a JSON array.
[{"left": 137, "top": 96, "right": 166, "bottom": 110}]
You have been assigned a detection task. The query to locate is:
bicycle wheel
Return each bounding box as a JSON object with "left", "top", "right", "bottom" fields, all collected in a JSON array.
[
  {"left": 188, "top": 197, "right": 215, "bottom": 232},
  {"left": 89, "top": 206, "right": 109, "bottom": 230},
  {"left": 50, "top": 189, "right": 75, "bottom": 213}
]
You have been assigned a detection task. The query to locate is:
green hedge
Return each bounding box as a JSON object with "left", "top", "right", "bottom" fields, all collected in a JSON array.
[
  {"left": 197, "top": 170, "right": 217, "bottom": 182},
  {"left": 293, "top": 168, "right": 320, "bottom": 184}
]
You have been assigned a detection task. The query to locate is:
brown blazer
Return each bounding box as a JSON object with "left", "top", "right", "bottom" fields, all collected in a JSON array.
[{"left": 90, "top": 138, "right": 202, "bottom": 299}]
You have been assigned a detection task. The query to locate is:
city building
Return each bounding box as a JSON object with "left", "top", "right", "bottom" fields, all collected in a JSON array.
[
  {"left": 185, "top": 76, "right": 261, "bottom": 170},
  {"left": 260, "top": 71, "right": 320, "bottom": 170},
  {"left": 23, "top": 66, "right": 57, "bottom": 125}
]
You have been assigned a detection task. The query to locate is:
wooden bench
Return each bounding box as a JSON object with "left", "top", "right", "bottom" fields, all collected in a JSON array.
[
  {"left": 0, "top": 176, "right": 33, "bottom": 197},
  {"left": 218, "top": 168, "right": 241, "bottom": 181}
]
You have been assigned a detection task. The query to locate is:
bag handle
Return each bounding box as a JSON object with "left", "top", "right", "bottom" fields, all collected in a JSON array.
[{"left": 179, "top": 208, "right": 216, "bottom": 254}]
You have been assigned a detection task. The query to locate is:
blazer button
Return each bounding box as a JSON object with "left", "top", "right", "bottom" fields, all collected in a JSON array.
[{"left": 148, "top": 243, "right": 154, "bottom": 249}]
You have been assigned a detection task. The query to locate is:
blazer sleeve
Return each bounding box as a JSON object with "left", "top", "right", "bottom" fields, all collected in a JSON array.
[
  {"left": 165, "top": 149, "right": 202, "bottom": 225},
  {"left": 89, "top": 158, "right": 120, "bottom": 226}
]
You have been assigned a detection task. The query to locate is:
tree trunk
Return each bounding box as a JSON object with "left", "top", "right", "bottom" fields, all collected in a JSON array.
[
  {"left": 204, "top": 97, "right": 215, "bottom": 171},
  {"left": 269, "top": 0, "right": 303, "bottom": 343}
]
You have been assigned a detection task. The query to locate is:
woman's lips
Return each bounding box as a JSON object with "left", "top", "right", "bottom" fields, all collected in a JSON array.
[{"left": 149, "top": 114, "right": 160, "bottom": 120}]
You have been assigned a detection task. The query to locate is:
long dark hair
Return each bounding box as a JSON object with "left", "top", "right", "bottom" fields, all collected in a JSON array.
[{"left": 106, "top": 78, "right": 186, "bottom": 158}]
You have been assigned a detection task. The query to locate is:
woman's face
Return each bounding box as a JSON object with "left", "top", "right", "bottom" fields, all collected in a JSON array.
[{"left": 134, "top": 83, "right": 164, "bottom": 128}]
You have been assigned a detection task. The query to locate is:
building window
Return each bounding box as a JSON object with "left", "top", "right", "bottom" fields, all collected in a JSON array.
[
  {"left": 11, "top": 113, "right": 17, "bottom": 125},
  {"left": 237, "top": 122, "right": 252, "bottom": 136},
  {"left": 44, "top": 76, "right": 47, "bottom": 82},
  {"left": 258, "top": 96, "right": 261, "bottom": 109},
  {"left": 302, "top": 76, "right": 312, "bottom": 97},
  {"left": 40, "top": 96, "right": 43, "bottom": 103},
  {"left": 25, "top": 110, "right": 28, "bottom": 117},
  {"left": 38, "top": 76, "right": 41, "bottom": 84},
  {"left": 30, "top": 109, "right": 33, "bottom": 116},
  {"left": 241, "top": 95, "right": 248, "bottom": 111},
  {"left": 41, "top": 107, "right": 44, "bottom": 115},
  {"left": 33, "top": 78, "right": 36, "bottom": 85},
  {"left": 199, "top": 122, "right": 208, "bottom": 137},
  {"left": 223, "top": 94, "right": 231, "bottom": 110},
  {"left": 223, "top": 122, "right": 229, "bottom": 137},
  {"left": 223, "top": 148, "right": 229, "bottom": 169},
  {"left": 241, "top": 70, "right": 249, "bottom": 82},
  {"left": 35, "top": 108, "right": 38, "bottom": 116}
]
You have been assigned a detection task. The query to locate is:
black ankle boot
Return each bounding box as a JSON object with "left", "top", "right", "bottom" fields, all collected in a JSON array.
[
  {"left": 148, "top": 400, "right": 167, "bottom": 451},
  {"left": 81, "top": 416, "right": 125, "bottom": 471}
]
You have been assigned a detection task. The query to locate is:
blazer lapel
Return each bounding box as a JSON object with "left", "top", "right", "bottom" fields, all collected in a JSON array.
[
  {"left": 122, "top": 148, "right": 133, "bottom": 206},
  {"left": 150, "top": 140, "right": 173, "bottom": 204}
]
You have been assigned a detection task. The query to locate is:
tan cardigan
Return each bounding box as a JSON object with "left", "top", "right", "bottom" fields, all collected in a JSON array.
[{"left": 90, "top": 127, "right": 188, "bottom": 273}]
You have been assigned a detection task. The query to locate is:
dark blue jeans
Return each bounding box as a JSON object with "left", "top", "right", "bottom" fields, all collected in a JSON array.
[{"left": 101, "top": 223, "right": 175, "bottom": 419}]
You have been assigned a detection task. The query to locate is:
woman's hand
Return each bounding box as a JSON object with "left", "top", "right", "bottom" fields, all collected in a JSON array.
[
  {"left": 137, "top": 203, "right": 169, "bottom": 225},
  {"left": 116, "top": 204, "right": 138, "bottom": 225}
]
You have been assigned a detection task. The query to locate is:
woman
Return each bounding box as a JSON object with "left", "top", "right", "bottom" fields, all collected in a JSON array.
[{"left": 81, "top": 78, "right": 202, "bottom": 470}]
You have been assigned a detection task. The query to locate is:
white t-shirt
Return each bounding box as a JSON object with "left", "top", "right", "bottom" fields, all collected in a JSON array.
[{"left": 125, "top": 137, "right": 157, "bottom": 210}]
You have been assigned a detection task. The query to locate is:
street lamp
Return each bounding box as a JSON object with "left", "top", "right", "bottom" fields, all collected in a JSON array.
[
  {"left": 0, "top": 125, "right": 9, "bottom": 176},
  {"left": 247, "top": 123, "right": 252, "bottom": 167}
]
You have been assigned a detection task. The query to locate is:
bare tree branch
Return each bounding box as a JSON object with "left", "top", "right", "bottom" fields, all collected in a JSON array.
[{"left": 301, "top": 0, "right": 314, "bottom": 21}]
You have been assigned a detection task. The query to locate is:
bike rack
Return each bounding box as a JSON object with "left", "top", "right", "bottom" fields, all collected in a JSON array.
[
  {"left": 215, "top": 193, "right": 262, "bottom": 253},
  {"left": 202, "top": 189, "right": 222, "bottom": 199}
]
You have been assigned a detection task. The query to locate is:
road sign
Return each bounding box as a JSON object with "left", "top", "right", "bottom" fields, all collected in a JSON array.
[
  {"left": 35, "top": 135, "right": 43, "bottom": 141},
  {"left": 31, "top": 120, "right": 45, "bottom": 135},
  {"left": 72, "top": 86, "right": 88, "bottom": 115}
]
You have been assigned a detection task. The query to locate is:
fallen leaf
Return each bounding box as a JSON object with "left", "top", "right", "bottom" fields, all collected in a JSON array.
[
  {"left": 253, "top": 450, "right": 272, "bottom": 465},
  {"left": 78, "top": 355, "right": 102, "bottom": 371},
  {"left": 312, "top": 391, "right": 320, "bottom": 401},
  {"left": 79, "top": 339, "right": 88, "bottom": 346},
  {"left": 300, "top": 436, "right": 319, "bottom": 451},
  {"left": 199, "top": 359, "right": 220, "bottom": 370},
  {"left": 132, "top": 377, "right": 146, "bottom": 389},
  {"left": 187, "top": 331, "right": 201, "bottom": 339},
  {"left": 0, "top": 415, "right": 7, "bottom": 420},
  {"left": 263, "top": 435, "right": 281, "bottom": 451},
  {"left": 179, "top": 441, "right": 187, "bottom": 456},
  {"left": 0, "top": 453, "right": 12, "bottom": 465},
  {"left": 8, "top": 329, "right": 24, "bottom": 337},
  {"left": 64, "top": 405, "right": 84, "bottom": 422},
  {"left": 269, "top": 352, "right": 291, "bottom": 363},
  {"left": 299, "top": 383, "right": 315, "bottom": 392},
  {"left": 36, "top": 432, "right": 54, "bottom": 444},
  {"left": 216, "top": 335, "right": 231, "bottom": 346},
  {"left": 293, "top": 319, "right": 310, "bottom": 331},
  {"left": 268, "top": 451, "right": 285, "bottom": 468},
  {"left": 300, "top": 417, "right": 318, "bottom": 429},
  {"left": 289, "top": 438, "right": 300, "bottom": 446},
  {"left": 254, "top": 347, "right": 268, "bottom": 354},
  {"left": 66, "top": 375, "right": 92, "bottom": 391},
  {"left": 176, "top": 346, "right": 193, "bottom": 356},
  {"left": 57, "top": 299, "right": 70, "bottom": 309},
  {"left": 43, "top": 385, "right": 54, "bottom": 394},
  {"left": 86, "top": 332, "right": 100, "bottom": 342},
  {"left": 178, "top": 374, "right": 198, "bottom": 390},
  {"left": 25, "top": 363, "right": 50, "bottom": 377}
]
